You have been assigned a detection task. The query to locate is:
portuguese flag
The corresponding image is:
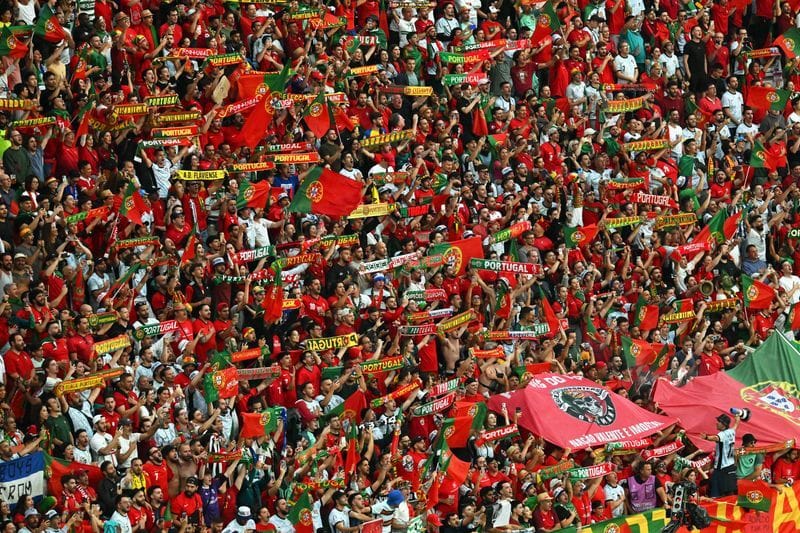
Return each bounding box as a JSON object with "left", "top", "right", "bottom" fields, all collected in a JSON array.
[
  {"left": 621, "top": 336, "right": 658, "bottom": 369},
  {"left": 119, "top": 182, "right": 148, "bottom": 225},
  {"left": 34, "top": 11, "right": 68, "bottom": 43},
  {"left": 707, "top": 208, "right": 743, "bottom": 244},
  {"left": 0, "top": 27, "right": 28, "bottom": 58},
  {"left": 237, "top": 62, "right": 292, "bottom": 98},
  {"left": 288, "top": 167, "right": 363, "bottom": 216},
  {"left": 786, "top": 302, "right": 800, "bottom": 332},
  {"left": 741, "top": 274, "right": 775, "bottom": 310},
  {"left": 427, "top": 236, "right": 484, "bottom": 275},
  {"left": 328, "top": 389, "right": 367, "bottom": 423},
  {"left": 203, "top": 367, "right": 239, "bottom": 403},
  {"left": 240, "top": 408, "right": 283, "bottom": 438},
  {"left": 302, "top": 91, "right": 333, "bottom": 139},
  {"left": 747, "top": 86, "right": 791, "bottom": 112},
  {"left": 423, "top": 434, "right": 472, "bottom": 487},
  {"left": 262, "top": 262, "right": 283, "bottom": 324},
  {"left": 236, "top": 179, "right": 272, "bottom": 210},
  {"left": 45, "top": 452, "right": 103, "bottom": 496},
  {"left": 531, "top": 1, "right": 560, "bottom": 43},
  {"left": 649, "top": 343, "right": 675, "bottom": 374},
  {"left": 288, "top": 492, "right": 314, "bottom": 533},
  {"left": 750, "top": 140, "right": 786, "bottom": 170},
  {"left": 441, "top": 413, "right": 486, "bottom": 448},
  {"left": 737, "top": 479, "right": 773, "bottom": 512},
  {"left": 540, "top": 287, "right": 561, "bottom": 334},
  {"left": 564, "top": 224, "right": 599, "bottom": 248},
  {"left": 180, "top": 227, "right": 199, "bottom": 266},
  {"left": 775, "top": 28, "right": 800, "bottom": 59},
  {"left": 632, "top": 294, "right": 659, "bottom": 331}
]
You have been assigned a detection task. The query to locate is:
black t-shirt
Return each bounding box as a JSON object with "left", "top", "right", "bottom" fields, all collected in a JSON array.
[{"left": 684, "top": 40, "right": 708, "bottom": 79}]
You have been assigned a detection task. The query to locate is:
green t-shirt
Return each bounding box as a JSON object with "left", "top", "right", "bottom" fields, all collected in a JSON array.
[{"left": 736, "top": 452, "right": 764, "bottom": 479}]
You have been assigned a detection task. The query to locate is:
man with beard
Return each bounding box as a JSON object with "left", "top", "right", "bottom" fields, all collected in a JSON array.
[
  {"left": 41, "top": 321, "right": 69, "bottom": 367},
  {"left": 267, "top": 499, "right": 293, "bottom": 533},
  {"left": 174, "top": 442, "right": 200, "bottom": 493},
  {"left": 4, "top": 333, "right": 33, "bottom": 393},
  {"left": 18, "top": 288, "right": 55, "bottom": 343},
  {"left": 67, "top": 316, "right": 95, "bottom": 364},
  {"left": 143, "top": 445, "right": 173, "bottom": 495},
  {"left": 110, "top": 495, "right": 135, "bottom": 533},
  {"left": 127, "top": 488, "right": 155, "bottom": 532},
  {"left": 326, "top": 247, "right": 354, "bottom": 295},
  {"left": 170, "top": 476, "right": 204, "bottom": 525},
  {"left": 301, "top": 278, "right": 329, "bottom": 329},
  {"left": 91, "top": 415, "right": 120, "bottom": 466},
  {"left": 98, "top": 461, "right": 121, "bottom": 518}
]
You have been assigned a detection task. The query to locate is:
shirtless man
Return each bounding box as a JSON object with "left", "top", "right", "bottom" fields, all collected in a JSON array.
[{"left": 440, "top": 325, "right": 468, "bottom": 375}]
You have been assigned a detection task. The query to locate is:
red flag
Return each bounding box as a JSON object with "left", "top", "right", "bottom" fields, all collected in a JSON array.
[
  {"left": 746, "top": 86, "right": 791, "bottom": 112},
  {"left": 262, "top": 264, "right": 283, "bottom": 324},
  {"left": 332, "top": 389, "right": 368, "bottom": 423},
  {"left": 333, "top": 106, "right": 355, "bottom": 132},
  {"left": 443, "top": 449, "right": 471, "bottom": 485},
  {"left": 302, "top": 92, "right": 333, "bottom": 138},
  {"left": 288, "top": 493, "right": 314, "bottom": 533},
  {"left": 429, "top": 236, "right": 484, "bottom": 276},
  {"left": 210, "top": 367, "right": 239, "bottom": 399},
  {"left": 239, "top": 96, "right": 273, "bottom": 150},
  {"left": 35, "top": 11, "right": 69, "bottom": 43},
  {"left": 120, "top": 182, "right": 148, "bottom": 226},
  {"left": 180, "top": 230, "right": 199, "bottom": 267},
  {"left": 540, "top": 290, "right": 561, "bottom": 334},
  {"left": 344, "top": 423, "right": 359, "bottom": 482},
  {"left": 289, "top": 167, "right": 363, "bottom": 217},
  {"left": 45, "top": 453, "right": 104, "bottom": 496}
]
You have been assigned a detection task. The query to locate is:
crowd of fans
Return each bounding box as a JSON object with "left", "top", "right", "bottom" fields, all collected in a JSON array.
[{"left": 1, "top": 0, "right": 800, "bottom": 530}]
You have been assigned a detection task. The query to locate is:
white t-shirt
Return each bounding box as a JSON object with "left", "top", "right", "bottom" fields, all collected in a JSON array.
[
  {"left": 117, "top": 432, "right": 142, "bottom": 468},
  {"left": 329, "top": 507, "right": 350, "bottom": 533},
  {"left": 110, "top": 511, "right": 132, "bottom": 533},
  {"left": 604, "top": 484, "right": 626, "bottom": 517},
  {"left": 613, "top": 54, "right": 637, "bottom": 83},
  {"left": 721, "top": 91, "right": 744, "bottom": 124},
  {"left": 90, "top": 431, "right": 117, "bottom": 466},
  {"left": 659, "top": 53, "right": 680, "bottom": 79},
  {"left": 73, "top": 446, "right": 93, "bottom": 465},
  {"left": 716, "top": 428, "right": 736, "bottom": 469}
]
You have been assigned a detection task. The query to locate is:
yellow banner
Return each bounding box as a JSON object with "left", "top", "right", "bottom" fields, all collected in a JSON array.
[
  {"left": 0, "top": 99, "right": 36, "bottom": 110},
  {"left": 145, "top": 95, "right": 180, "bottom": 107},
  {"left": 306, "top": 333, "right": 359, "bottom": 352},
  {"left": 113, "top": 104, "right": 149, "bottom": 117},
  {"left": 347, "top": 203, "right": 396, "bottom": 219},
  {"left": 605, "top": 95, "right": 646, "bottom": 114},
  {"left": 157, "top": 112, "right": 202, "bottom": 124},
  {"left": 654, "top": 213, "right": 697, "bottom": 230},
  {"left": 152, "top": 126, "right": 198, "bottom": 138},
  {"left": 174, "top": 170, "right": 226, "bottom": 181},
  {"left": 93, "top": 335, "right": 131, "bottom": 355},
  {"left": 348, "top": 65, "right": 380, "bottom": 77},
  {"left": 54, "top": 369, "right": 124, "bottom": 397},
  {"left": 361, "top": 130, "right": 415, "bottom": 149},
  {"left": 227, "top": 162, "right": 276, "bottom": 172},
  {"left": 437, "top": 310, "right": 477, "bottom": 334},
  {"left": 268, "top": 153, "right": 321, "bottom": 163}
]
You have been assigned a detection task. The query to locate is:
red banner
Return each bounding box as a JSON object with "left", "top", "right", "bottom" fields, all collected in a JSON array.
[{"left": 487, "top": 373, "right": 675, "bottom": 449}]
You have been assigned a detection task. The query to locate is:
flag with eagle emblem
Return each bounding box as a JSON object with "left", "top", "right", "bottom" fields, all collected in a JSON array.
[
  {"left": 563, "top": 224, "right": 599, "bottom": 249},
  {"left": 288, "top": 167, "right": 363, "bottom": 216},
  {"left": 288, "top": 493, "right": 314, "bottom": 533},
  {"left": 240, "top": 408, "right": 283, "bottom": 438},
  {"left": 742, "top": 274, "right": 775, "bottom": 310}
]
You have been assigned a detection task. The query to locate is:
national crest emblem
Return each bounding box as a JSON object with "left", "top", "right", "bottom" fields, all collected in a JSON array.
[{"left": 306, "top": 181, "right": 324, "bottom": 203}]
